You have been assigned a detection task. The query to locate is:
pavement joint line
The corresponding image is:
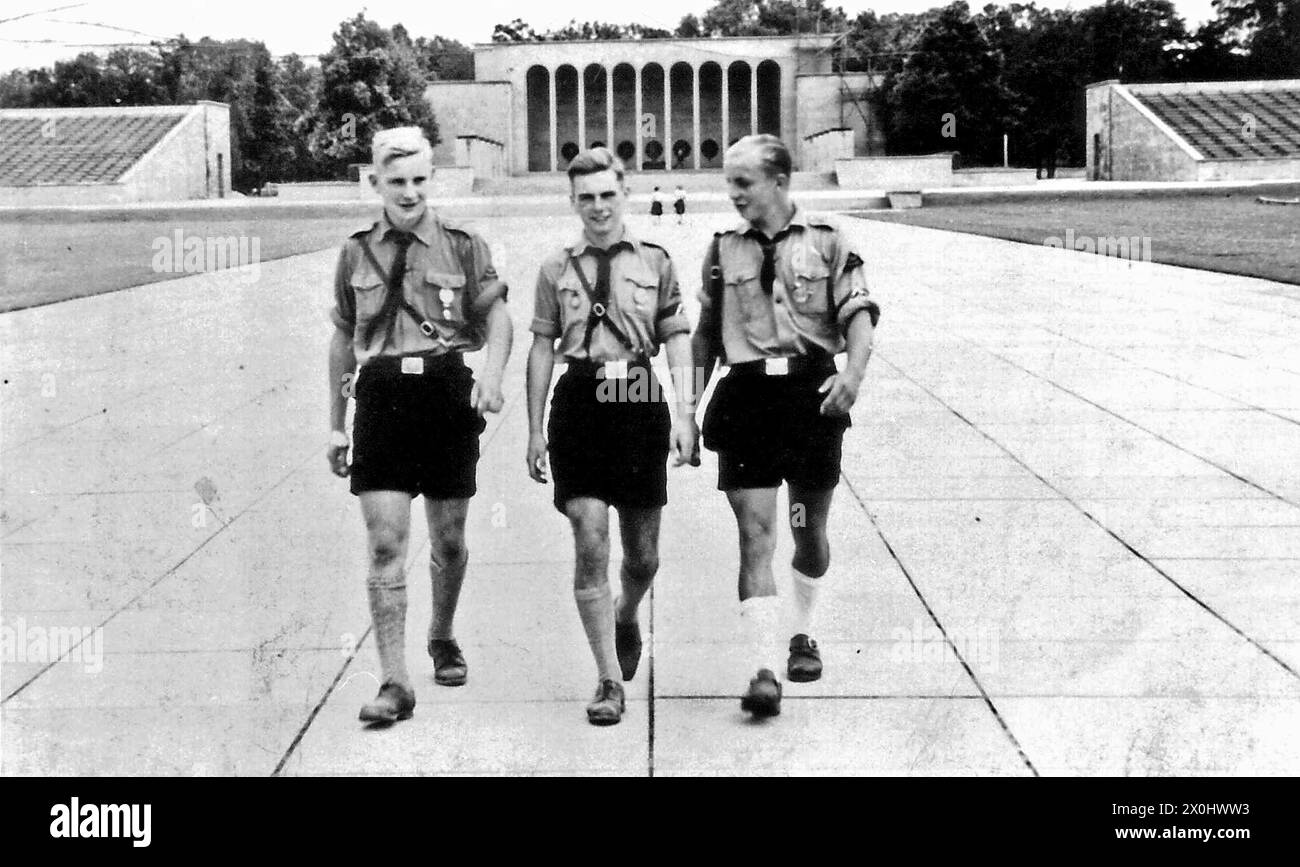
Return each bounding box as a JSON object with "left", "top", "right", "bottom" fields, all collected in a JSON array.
[
  {"left": 0, "top": 454, "right": 314, "bottom": 705},
  {"left": 656, "top": 694, "right": 988, "bottom": 700},
  {"left": 1037, "top": 324, "right": 1300, "bottom": 432},
  {"left": 974, "top": 340, "right": 1298, "bottom": 508},
  {"left": 899, "top": 295, "right": 1298, "bottom": 509},
  {"left": 647, "top": 583, "right": 656, "bottom": 779},
  {"left": 145, "top": 374, "right": 300, "bottom": 457},
  {"left": 877, "top": 356, "right": 1300, "bottom": 684},
  {"left": 838, "top": 462, "right": 1041, "bottom": 777},
  {"left": 271, "top": 623, "right": 373, "bottom": 778}
]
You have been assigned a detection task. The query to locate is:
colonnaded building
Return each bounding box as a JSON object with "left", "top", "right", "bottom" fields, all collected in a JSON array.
[{"left": 426, "top": 34, "right": 882, "bottom": 177}]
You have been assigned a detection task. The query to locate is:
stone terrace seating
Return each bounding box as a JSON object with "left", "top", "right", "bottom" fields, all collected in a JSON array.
[
  {"left": 0, "top": 113, "right": 182, "bottom": 186},
  {"left": 1139, "top": 88, "right": 1300, "bottom": 160}
]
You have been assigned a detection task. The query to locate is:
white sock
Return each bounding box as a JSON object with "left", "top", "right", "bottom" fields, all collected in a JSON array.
[
  {"left": 790, "top": 567, "right": 822, "bottom": 638},
  {"left": 739, "top": 594, "right": 781, "bottom": 675}
]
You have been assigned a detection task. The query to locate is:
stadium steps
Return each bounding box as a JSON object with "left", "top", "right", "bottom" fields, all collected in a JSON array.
[
  {"left": 0, "top": 112, "right": 184, "bottom": 186},
  {"left": 1138, "top": 88, "right": 1300, "bottom": 160}
]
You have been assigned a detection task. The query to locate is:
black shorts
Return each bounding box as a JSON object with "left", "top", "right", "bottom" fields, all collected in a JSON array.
[
  {"left": 349, "top": 354, "right": 486, "bottom": 499},
  {"left": 673, "top": 199, "right": 685, "bottom": 215},
  {"left": 701, "top": 366, "right": 850, "bottom": 491},
  {"left": 650, "top": 201, "right": 664, "bottom": 216},
  {"left": 548, "top": 364, "right": 671, "bottom": 513}
]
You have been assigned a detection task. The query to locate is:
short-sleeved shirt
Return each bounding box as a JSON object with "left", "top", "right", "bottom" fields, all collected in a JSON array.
[
  {"left": 697, "top": 205, "right": 879, "bottom": 365},
  {"left": 531, "top": 228, "right": 690, "bottom": 363},
  {"left": 331, "top": 210, "right": 500, "bottom": 365}
]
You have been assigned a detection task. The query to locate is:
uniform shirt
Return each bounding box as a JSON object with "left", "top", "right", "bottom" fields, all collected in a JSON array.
[
  {"left": 532, "top": 228, "right": 691, "bottom": 363},
  {"left": 698, "top": 205, "right": 879, "bottom": 364},
  {"left": 331, "top": 210, "right": 500, "bottom": 365}
]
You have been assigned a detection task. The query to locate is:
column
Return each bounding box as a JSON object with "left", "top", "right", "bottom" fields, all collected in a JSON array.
[
  {"left": 751, "top": 63, "right": 759, "bottom": 136},
  {"left": 721, "top": 65, "right": 729, "bottom": 152},
  {"left": 634, "top": 64, "right": 643, "bottom": 171},
  {"left": 606, "top": 65, "right": 614, "bottom": 148},
  {"left": 577, "top": 66, "right": 586, "bottom": 152},
  {"left": 663, "top": 68, "right": 672, "bottom": 169},
  {"left": 692, "top": 64, "right": 701, "bottom": 170},
  {"left": 548, "top": 66, "right": 558, "bottom": 171}
]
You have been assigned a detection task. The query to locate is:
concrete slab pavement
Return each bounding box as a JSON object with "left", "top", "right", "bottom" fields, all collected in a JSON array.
[{"left": 2, "top": 208, "right": 1297, "bottom": 776}]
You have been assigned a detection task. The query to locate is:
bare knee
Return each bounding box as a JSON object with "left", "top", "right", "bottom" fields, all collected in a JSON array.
[
  {"left": 793, "top": 540, "right": 830, "bottom": 577},
  {"left": 571, "top": 524, "right": 609, "bottom": 590},
  {"left": 369, "top": 530, "right": 407, "bottom": 571},
  {"left": 624, "top": 549, "right": 659, "bottom": 584},
  {"left": 431, "top": 526, "right": 467, "bottom": 567}
]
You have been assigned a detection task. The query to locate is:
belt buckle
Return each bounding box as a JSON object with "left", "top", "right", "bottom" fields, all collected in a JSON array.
[
  {"left": 401, "top": 357, "right": 424, "bottom": 375},
  {"left": 602, "top": 360, "right": 629, "bottom": 380},
  {"left": 764, "top": 357, "right": 789, "bottom": 376}
]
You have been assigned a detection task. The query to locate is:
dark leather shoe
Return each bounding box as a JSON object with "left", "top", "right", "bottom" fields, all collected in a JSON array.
[
  {"left": 615, "top": 619, "right": 643, "bottom": 682},
  {"left": 787, "top": 634, "right": 823, "bottom": 682},
  {"left": 740, "top": 668, "right": 782, "bottom": 717},
  {"left": 358, "top": 681, "right": 415, "bottom": 723},
  {"left": 428, "top": 638, "right": 467, "bottom": 686},
  {"left": 586, "top": 678, "right": 625, "bottom": 726}
]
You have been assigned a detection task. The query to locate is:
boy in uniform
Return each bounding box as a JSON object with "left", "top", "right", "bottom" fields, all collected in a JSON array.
[
  {"left": 687, "top": 135, "right": 880, "bottom": 717},
  {"left": 525, "top": 147, "right": 696, "bottom": 725},
  {"left": 327, "top": 127, "right": 512, "bottom": 724}
]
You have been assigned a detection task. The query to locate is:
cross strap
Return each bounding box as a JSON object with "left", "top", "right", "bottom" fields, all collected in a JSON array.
[
  {"left": 568, "top": 253, "right": 636, "bottom": 355},
  {"left": 358, "top": 235, "right": 440, "bottom": 342}
]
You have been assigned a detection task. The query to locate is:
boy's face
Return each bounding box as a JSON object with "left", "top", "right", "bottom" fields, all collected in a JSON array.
[
  {"left": 570, "top": 168, "right": 626, "bottom": 245},
  {"left": 724, "top": 145, "right": 786, "bottom": 228},
  {"left": 370, "top": 152, "right": 433, "bottom": 229}
]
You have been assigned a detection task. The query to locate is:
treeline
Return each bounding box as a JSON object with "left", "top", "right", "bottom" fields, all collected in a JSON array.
[
  {"left": 0, "top": 14, "right": 472, "bottom": 192},
  {"left": 2, "top": 1, "right": 1296, "bottom": 184},
  {"left": 495, "top": 0, "right": 1299, "bottom": 168}
]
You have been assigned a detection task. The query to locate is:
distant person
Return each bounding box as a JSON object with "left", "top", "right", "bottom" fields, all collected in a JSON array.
[
  {"left": 649, "top": 186, "right": 665, "bottom": 225},
  {"left": 327, "top": 126, "right": 513, "bottom": 725},
  {"left": 673, "top": 184, "right": 686, "bottom": 225},
  {"left": 690, "top": 134, "right": 880, "bottom": 718},
  {"left": 526, "top": 147, "right": 697, "bottom": 725}
]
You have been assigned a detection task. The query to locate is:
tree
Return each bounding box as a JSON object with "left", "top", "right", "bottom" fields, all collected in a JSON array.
[
  {"left": 880, "top": 2, "right": 1011, "bottom": 165},
  {"left": 306, "top": 12, "right": 439, "bottom": 176},
  {"left": 413, "top": 36, "right": 474, "bottom": 80},
  {"left": 491, "top": 18, "right": 537, "bottom": 42},
  {"left": 1212, "top": 0, "right": 1300, "bottom": 76}
]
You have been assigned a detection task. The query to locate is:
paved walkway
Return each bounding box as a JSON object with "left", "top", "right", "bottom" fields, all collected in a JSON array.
[{"left": 2, "top": 211, "right": 1298, "bottom": 775}]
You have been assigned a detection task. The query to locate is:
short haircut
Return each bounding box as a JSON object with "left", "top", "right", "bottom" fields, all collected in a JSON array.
[
  {"left": 567, "top": 146, "right": 625, "bottom": 184},
  {"left": 728, "top": 134, "right": 792, "bottom": 180},
  {"left": 371, "top": 126, "right": 433, "bottom": 168}
]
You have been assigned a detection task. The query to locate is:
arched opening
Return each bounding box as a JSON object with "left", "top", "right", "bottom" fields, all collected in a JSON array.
[
  {"left": 698, "top": 62, "right": 723, "bottom": 169},
  {"left": 757, "top": 60, "right": 781, "bottom": 139},
  {"left": 526, "top": 65, "right": 550, "bottom": 172},
  {"left": 555, "top": 64, "right": 579, "bottom": 171},
  {"left": 670, "top": 62, "right": 694, "bottom": 169},
  {"left": 641, "top": 63, "right": 665, "bottom": 170},
  {"left": 584, "top": 64, "right": 607, "bottom": 154},
  {"left": 727, "top": 61, "right": 752, "bottom": 140},
  {"left": 612, "top": 63, "right": 636, "bottom": 171}
]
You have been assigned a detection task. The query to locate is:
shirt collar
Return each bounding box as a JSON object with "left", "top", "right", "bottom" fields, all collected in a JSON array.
[
  {"left": 566, "top": 224, "right": 639, "bottom": 258},
  {"left": 736, "top": 203, "right": 805, "bottom": 240},
  {"left": 378, "top": 208, "right": 437, "bottom": 246}
]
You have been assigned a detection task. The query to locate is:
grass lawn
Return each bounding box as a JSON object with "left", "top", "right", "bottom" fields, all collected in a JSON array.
[
  {"left": 855, "top": 184, "right": 1300, "bottom": 286},
  {"left": 0, "top": 216, "right": 366, "bottom": 312}
]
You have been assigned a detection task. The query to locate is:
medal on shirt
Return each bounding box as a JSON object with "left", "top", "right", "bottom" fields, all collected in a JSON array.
[
  {"left": 791, "top": 281, "right": 812, "bottom": 304},
  {"left": 439, "top": 287, "right": 455, "bottom": 319}
]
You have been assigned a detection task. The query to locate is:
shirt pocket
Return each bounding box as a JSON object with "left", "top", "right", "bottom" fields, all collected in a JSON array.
[
  {"left": 625, "top": 270, "right": 659, "bottom": 317},
  {"left": 349, "top": 275, "right": 387, "bottom": 328},
  {"left": 725, "top": 267, "right": 767, "bottom": 322},
  {"left": 422, "top": 270, "right": 467, "bottom": 325},
  {"left": 557, "top": 277, "right": 588, "bottom": 327},
  {"left": 790, "top": 258, "right": 831, "bottom": 317}
]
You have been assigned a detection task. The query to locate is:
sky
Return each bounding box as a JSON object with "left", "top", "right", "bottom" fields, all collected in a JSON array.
[{"left": 1, "top": 0, "right": 1221, "bottom": 73}]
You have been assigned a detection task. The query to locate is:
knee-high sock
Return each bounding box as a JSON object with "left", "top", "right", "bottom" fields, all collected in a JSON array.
[
  {"left": 575, "top": 584, "right": 620, "bottom": 683},
  {"left": 429, "top": 552, "right": 466, "bottom": 643},
  {"left": 739, "top": 594, "right": 781, "bottom": 675},
  {"left": 367, "top": 572, "right": 410, "bottom": 689},
  {"left": 789, "top": 567, "right": 822, "bottom": 638}
]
